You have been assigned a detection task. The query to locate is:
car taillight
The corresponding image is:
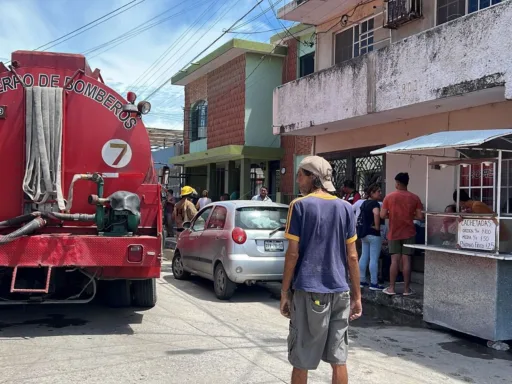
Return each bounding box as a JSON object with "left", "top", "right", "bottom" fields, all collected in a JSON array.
[
  {"left": 128, "top": 245, "right": 143, "bottom": 262},
  {"left": 232, "top": 227, "right": 247, "bottom": 244}
]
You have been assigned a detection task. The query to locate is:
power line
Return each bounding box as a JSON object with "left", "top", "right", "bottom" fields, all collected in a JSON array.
[
  {"left": 225, "top": 27, "right": 284, "bottom": 34},
  {"left": 34, "top": 0, "right": 141, "bottom": 51},
  {"left": 133, "top": 0, "right": 225, "bottom": 94},
  {"left": 136, "top": 0, "right": 239, "bottom": 97},
  {"left": 267, "top": 0, "right": 303, "bottom": 46},
  {"left": 82, "top": 0, "right": 212, "bottom": 59},
  {"left": 182, "top": 0, "right": 265, "bottom": 73},
  {"left": 41, "top": 0, "right": 147, "bottom": 52},
  {"left": 144, "top": 0, "right": 264, "bottom": 101},
  {"left": 229, "top": 0, "right": 284, "bottom": 31},
  {"left": 130, "top": 0, "right": 219, "bottom": 92}
]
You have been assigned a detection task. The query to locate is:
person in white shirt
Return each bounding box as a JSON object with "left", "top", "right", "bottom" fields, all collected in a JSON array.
[
  {"left": 251, "top": 186, "right": 272, "bottom": 202},
  {"left": 196, "top": 190, "right": 212, "bottom": 210}
]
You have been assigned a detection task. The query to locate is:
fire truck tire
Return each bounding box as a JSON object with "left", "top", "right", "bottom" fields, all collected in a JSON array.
[
  {"left": 132, "top": 279, "right": 157, "bottom": 308},
  {"left": 105, "top": 280, "right": 131, "bottom": 308}
]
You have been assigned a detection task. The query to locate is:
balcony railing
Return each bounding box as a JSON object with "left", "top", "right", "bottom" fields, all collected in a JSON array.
[{"left": 385, "top": 0, "right": 422, "bottom": 29}]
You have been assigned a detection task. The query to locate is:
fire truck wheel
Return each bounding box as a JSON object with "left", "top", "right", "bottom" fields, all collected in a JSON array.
[
  {"left": 132, "top": 279, "right": 157, "bottom": 308},
  {"left": 105, "top": 280, "right": 131, "bottom": 308},
  {"left": 214, "top": 263, "right": 236, "bottom": 300},
  {"left": 172, "top": 251, "right": 191, "bottom": 280}
]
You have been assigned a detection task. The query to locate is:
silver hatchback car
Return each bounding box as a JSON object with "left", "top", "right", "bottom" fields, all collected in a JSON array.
[{"left": 172, "top": 201, "right": 289, "bottom": 300}]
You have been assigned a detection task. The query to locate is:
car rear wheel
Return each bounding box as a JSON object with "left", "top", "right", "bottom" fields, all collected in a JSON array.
[
  {"left": 172, "top": 251, "right": 191, "bottom": 280},
  {"left": 214, "top": 263, "right": 237, "bottom": 300}
]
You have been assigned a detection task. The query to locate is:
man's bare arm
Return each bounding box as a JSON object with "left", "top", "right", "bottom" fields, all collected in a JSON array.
[
  {"left": 380, "top": 208, "right": 389, "bottom": 220},
  {"left": 346, "top": 241, "right": 360, "bottom": 300},
  {"left": 281, "top": 240, "right": 299, "bottom": 292}
]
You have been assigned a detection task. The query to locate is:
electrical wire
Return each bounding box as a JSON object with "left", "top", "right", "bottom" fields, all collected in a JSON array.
[
  {"left": 123, "top": 0, "right": 217, "bottom": 88},
  {"left": 131, "top": 0, "right": 223, "bottom": 94},
  {"left": 144, "top": 0, "right": 265, "bottom": 101},
  {"left": 177, "top": 0, "right": 265, "bottom": 81},
  {"left": 225, "top": 27, "right": 284, "bottom": 34},
  {"left": 82, "top": 0, "right": 213, "bottom": 59},
  {"left": 129, "top": 0, "right": 218, "bottom": 91},
  {"left": 229, "top": 0, "right": 284, "bottom": 31},
  {"left": 35, "top": 0, "right": 141, "bottom": 51},
  {"left": 267, "top": 0, "right": 305, "bottom": 46},
  {"left": 41, "top": 0, "right": 147, "bottom": 52}
]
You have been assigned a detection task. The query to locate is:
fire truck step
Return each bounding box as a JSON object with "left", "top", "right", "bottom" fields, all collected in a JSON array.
[{"left": 10, "top": 266, "right": 52, "bottom": 293}]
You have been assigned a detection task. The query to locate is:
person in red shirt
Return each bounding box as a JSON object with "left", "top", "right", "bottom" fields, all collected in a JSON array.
[
  {"left": 380, "top": 173, "right": 423, "bottom": 296},
  {"left": 341, "top": 180, "right": 361, "bottom": 205}
]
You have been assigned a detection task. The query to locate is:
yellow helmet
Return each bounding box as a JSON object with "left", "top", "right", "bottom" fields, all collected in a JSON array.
[{"left": 181, "top": 185, "right": 194, "bottom": 196}]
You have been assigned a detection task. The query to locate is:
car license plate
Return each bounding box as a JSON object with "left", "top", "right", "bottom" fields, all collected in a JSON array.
[{"left": 264, "top": 240, "right": 284, "bottom": 252}]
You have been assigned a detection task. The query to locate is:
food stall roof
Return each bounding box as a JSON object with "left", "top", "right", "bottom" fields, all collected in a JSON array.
[{"left": 371, "top": 129, "right": 512, "bottom": 155}]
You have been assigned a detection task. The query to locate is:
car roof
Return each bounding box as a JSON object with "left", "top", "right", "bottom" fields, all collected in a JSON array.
[{"left": 211, "top": 200, "right": 289, "bottom": 209}]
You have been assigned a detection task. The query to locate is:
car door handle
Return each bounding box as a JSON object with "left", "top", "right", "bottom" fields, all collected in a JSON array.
[{"left": 216, "top": 236, "right": 227, "bottom": 240}]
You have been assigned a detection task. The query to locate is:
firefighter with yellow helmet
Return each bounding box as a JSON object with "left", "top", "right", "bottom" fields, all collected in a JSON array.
[{"left": 173, "top": 186, "right": 198, "bottom": 232}]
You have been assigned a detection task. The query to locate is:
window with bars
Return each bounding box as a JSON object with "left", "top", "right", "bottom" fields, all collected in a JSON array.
[
  {"left": 354, "top": 18, "right": 375, "bottom": 57},
  {"left": 324, "top": 151, "right": 384, "bottom": 196},
  {"left": 459, "top": 163, "right": 496, "bottom": 210},
  {"left": 437, "top": 0, "right": 501, "bottom": 25},
  {"left": 189, "top": 100, "right": 207, "bottom": 142},
  {"left": 334, "top": 18, "right": 375, "bottom": 65}
]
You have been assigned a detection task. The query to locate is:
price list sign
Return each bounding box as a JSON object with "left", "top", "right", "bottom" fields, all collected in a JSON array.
[{"left": 457, "top": 219, "right": 496, "bottom": 251}]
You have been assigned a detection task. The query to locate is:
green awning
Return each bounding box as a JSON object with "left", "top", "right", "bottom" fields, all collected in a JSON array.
[{"left": 168, "top": 145, "right": 284, "bottom": 167}]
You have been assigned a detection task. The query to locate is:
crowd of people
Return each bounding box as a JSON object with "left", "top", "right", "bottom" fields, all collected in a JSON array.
[
  {"left": 163, "top": 156, "right": 497, "bottom": 383},
  {"left": 162, "top": 185, "right": 273, "bottom": 236},
  {"left": 342, "top": 173, "right": 423, "bottom": 296}
]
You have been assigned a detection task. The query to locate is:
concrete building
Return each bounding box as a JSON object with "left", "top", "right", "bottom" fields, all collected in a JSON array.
[
  {"left": 169, "top": 39, "right": 290, "bottom": 201},
  {"left": 270, "top": 24, "right": 316, "bottom": 203},
  {"left": 273, "top": 0, "right": 512, "bottom": 207}
]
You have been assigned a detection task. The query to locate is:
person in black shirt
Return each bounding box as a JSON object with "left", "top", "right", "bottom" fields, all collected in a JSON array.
[{"left": 357, "top": 184, "right": 384, "bottom": 291}]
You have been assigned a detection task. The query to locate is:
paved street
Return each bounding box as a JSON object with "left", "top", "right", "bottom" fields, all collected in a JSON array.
[{"left": 0, "top": 262, "right": 510, "bottom": 384}]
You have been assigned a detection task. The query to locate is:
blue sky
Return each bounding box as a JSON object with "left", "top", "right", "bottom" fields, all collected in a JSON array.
[{"left": 0, "top": 0, "right": 293, "bottom": 130}]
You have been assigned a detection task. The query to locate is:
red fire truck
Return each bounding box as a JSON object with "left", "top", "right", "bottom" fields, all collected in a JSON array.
[{"left": 0, "top": 51, "right": 162, "bottom": 307}]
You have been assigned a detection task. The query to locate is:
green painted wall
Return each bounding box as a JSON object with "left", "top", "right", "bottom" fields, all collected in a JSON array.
[{"left": 244, "top": 53, "right": 283, "bottom": 148}]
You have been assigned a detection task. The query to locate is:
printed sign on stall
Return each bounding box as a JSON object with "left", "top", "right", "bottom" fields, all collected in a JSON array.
[{"left": 457, "top": 219, "right": 496, "bottom": 251}]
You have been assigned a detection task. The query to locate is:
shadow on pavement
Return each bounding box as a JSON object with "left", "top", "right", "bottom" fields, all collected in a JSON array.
[
  {"left": 0, "top": 303, "right": 144, "bottom": 338},
  {"left": 163, "top": 273, "right": 280, "bottom": 306}
]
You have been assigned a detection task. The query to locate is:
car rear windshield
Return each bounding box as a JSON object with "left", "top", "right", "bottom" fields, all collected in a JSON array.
[{"left": 235, "top": 207, "right": 288, "bottom": 230}]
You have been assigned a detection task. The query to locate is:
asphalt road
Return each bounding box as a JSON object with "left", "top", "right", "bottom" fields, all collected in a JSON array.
[{"left": 0, "top": 262, "right": 511, "bottom": 384}]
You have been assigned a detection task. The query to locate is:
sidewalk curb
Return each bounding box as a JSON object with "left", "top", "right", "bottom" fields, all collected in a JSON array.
[{"left": 361, "top": 289, "right": 423, "bottom": 316}]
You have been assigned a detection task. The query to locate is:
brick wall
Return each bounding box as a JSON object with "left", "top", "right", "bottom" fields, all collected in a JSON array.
[
  {"left": 207, "top": 55, "right": 246, "bottom": 149},
  {"left": 280, "top": 136, "right": 313, "bottom": 196},
  {"left": 282, "top": 38, "right": 298, "bottom": 84},
  {"left": 279, "top": 38, "right": 313, "bottom": 196},
  {"left": 183, "top": 76, "right": 207, "bottom": 154}
]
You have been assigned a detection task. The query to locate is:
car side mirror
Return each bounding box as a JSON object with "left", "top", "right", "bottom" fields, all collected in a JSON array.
[{"left": 183, "top": 221, "right": 191, "bottom": 229}]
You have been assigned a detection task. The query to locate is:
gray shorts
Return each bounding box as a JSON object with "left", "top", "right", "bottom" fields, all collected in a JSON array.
[{"left": 288, "top": 290, "right": 351, "bottom": 370}]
